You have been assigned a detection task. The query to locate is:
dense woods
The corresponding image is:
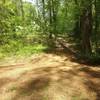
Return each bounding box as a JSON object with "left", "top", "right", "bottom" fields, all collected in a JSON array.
[
  {"left": 0, "top": 0, "right": 100, "bottom": 63},
  {"left": 0, "top": 1, "right": 100, "bottom": 100}
]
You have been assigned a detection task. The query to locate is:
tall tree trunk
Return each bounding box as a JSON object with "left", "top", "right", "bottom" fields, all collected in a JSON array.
[
  {"left": 42, "top": 0, "right": 46, "bottom": 33},
  {"left": 52, "top": 0, "right": 57, "bottom": 33},
  {"left": 20, "top": 0, "right": 24, "bottom": 20},
  {"left": 94, "top": 0, "right": 100, "bottom": 50},
  {"left": 48, "top": 0, "right": 53, "bottom": 38},
  {"left": 74, "top": 0, "right": 81, "bottom": 39},
  {"left": 80, "top": 4, "right": 92, "bottom": 54}
]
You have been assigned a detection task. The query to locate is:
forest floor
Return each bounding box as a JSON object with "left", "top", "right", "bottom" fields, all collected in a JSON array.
[{"left": 0, "top": 48, "right": 100, "bottom": 100}]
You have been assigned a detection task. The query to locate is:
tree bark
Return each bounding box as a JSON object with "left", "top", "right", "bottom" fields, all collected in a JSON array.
[
  {"left": 80, "top": 5, "right": 92, "bottom": 54},
  {"left": 48, "top": 0, "right": 53, "bottom": 38}
]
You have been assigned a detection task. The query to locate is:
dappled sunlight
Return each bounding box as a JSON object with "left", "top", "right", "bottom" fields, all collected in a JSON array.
[{"left": 0, "top": 53, "right": 100, "bottom": 100}]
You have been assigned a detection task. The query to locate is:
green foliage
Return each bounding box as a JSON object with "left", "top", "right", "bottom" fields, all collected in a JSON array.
[
  {"left": 0, "top": 40, "right": 48, "bottom": 59},
  {"left": 0, "top": 0, "right": 100, "bottom": 63},
  {"left": 87, "top": 53, "right": 100, "bottom": 65},
  {"left": 17, "top": 44, "right": 47, "bottom": 56}
]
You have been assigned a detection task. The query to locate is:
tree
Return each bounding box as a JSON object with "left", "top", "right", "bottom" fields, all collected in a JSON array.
[{"left": 80, "top": 0, "right": 93, "bottom": 54}]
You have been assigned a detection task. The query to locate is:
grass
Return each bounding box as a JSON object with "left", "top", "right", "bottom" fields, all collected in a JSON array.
[
  {"left": 16, "top": 44, "right": 48, "bottom": 56},
  {"left": 0, "top": 41, "right": 48, "bottom": 59}
]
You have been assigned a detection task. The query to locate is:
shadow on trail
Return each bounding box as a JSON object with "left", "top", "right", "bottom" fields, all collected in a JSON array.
[
  {"left": 13, "top": 63, "right": 100, "bottom": 100},
  {"left": 47, "top": 46, "right": 100, "bottom": 66},
  {"left": 52, "top": 38, "right": 100, "bottom": 66},
  {"left": 0, "top": 78, "right": 16, "bottom": 88},
  {"left": 79, "top": 67, "right": 100, "bottom": 100}
]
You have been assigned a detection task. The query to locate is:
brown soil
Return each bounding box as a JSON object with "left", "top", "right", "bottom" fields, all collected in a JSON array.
[{"left": 0, "top": 52, "right": 100, "bottom": 100}]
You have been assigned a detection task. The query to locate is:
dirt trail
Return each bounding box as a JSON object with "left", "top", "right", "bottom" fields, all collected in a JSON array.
[{"left": 0, "top": 53, "right": 100, "bottom": 100}]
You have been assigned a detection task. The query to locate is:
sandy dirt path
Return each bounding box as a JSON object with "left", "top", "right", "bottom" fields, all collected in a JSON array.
[{"left": 0, "top": 53, "right": 100, "bottom": 100}]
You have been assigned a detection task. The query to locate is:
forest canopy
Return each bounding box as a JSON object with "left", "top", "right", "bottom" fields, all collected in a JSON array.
[{"left": 0, "top": 0, "right": 100, "bottom": 64}]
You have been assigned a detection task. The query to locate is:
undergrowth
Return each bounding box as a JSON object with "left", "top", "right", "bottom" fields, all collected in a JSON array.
[{"left": 0, "top": 41, "right": 48, "bottom": 59}]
